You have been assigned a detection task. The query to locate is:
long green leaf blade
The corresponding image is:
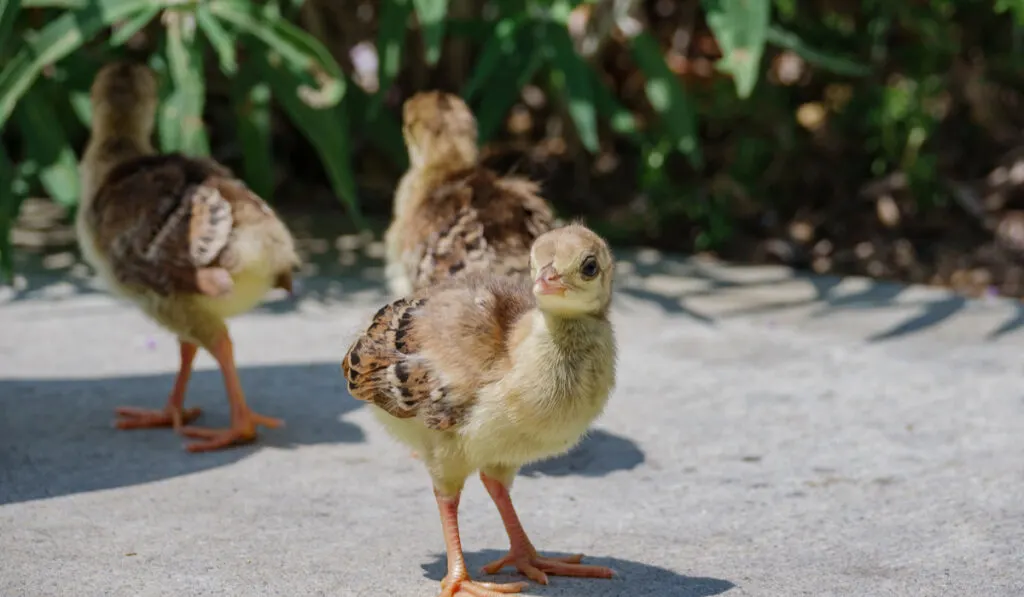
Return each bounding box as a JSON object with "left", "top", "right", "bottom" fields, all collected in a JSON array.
[
  {"left": 461, "top": 16, "right": 524, "bottom": 101},
  {"left": 476, "top": 49, "right": 544, "bottom": 144},
  {"left": 547, "top": 23, "right": 599, "bottom": 153},
  {"left": 0, "top": 0, "right": 171, "bottom": 127},
  {"left": 701, "top": 0, "right": 770, "bottom": 98},
  {"left": 196, "top": 6, "right": 238, "bottom": 74},
  {"left": 0, "top": 0, "right": 21, "bottom": 55},
  {"left": 163, "top": 10, "right": 209, "bottom": 156},
  {"left": 231, "top": 61, "right": 274, "bottom": 200},
  {"left": 628, "top": 31, "right": 702, "bottom": 167},
  {"left": 109, "top": 6, "right": 158, "bottom": 46},
  {"left": 346, "top": 81, "right": 407, "bottom": 169},
  {"left": 210, "top": 0, "right": 345, "bottom": 106},
  {"left": 374, "top": 0, "right": 411, "bottom": 106},
  {"left": 20, "top": 0, "right": 85, "bottom": 7},
  {"left": 765, "top": 25, "right": 871, "bottom": 77},
  {"left": 584, "top": 64, "right": 641, "bottom": 143},
  {"left": 0, "top": 144, "right": 27, "bottom": 281},
  {"left": 412, "top": 0, "right": 448, "bottom": 65},
  {"left": 15, "top": 84, "right": 81, "bottom": 206},
  {"left": 257, "top": 48, "right": 364, "bottom": 228}
]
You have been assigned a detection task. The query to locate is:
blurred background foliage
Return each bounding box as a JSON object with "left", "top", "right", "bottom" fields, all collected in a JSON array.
[{"left": 2, "top": 0, "right": 1024, "bottom": 297}]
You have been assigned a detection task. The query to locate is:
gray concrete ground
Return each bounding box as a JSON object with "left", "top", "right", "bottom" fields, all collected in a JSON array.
[{"left": 2, "top": 245, "right": 1023, "bottom": 596}]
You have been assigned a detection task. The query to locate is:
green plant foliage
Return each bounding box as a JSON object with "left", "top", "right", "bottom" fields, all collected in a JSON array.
[
  {"left": 162, "top": 11, "right": 210, "bottom": 156},
  {"left": 5, "top": 0, "right": 1019, "bottom": 277},
  {"left": 702, "top": 0, "right": 771, "bottom": 98},
  {"left": 374, "top": 0, "right": 412, "bottom": 115},
  {"left": 412, "top": 0, "right": 449, "bottom": 65},
  {"left": 0, "top": 0, "right": 21, "bottom": 55},
  {"left": 232, "top": 58, "right": 275, "bottom": 201},
  {"left": 547, "top": 22, "right": 599, "bottom": 152},
  {"left": 14, "top": 82, "right": 80, "bottom": 207},
  {"left": 0, "top": 144, "right": 26, "bottom": 281},
  {"left": 256, "top": 44, "right": 363, "bottom": 229},
  {"left": 629, "top": 32, "right": 703, "bottom": 168}
]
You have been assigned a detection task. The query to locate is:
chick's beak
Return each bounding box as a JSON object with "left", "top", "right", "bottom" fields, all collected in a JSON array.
[{"left": 534, "top": 264, "right": 567, "bottom": 296}]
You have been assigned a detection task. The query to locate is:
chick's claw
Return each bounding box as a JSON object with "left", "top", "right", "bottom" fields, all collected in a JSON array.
[
  {"left": 114, "top": 406, "right": 201, "bottom": 430},
  {"left": 178, "top": 413, "right": 283, "bottom": 452},
  {"left": 482, "top": 551, "right": 613, "bottom": 585},
  {"left": 440, "top": 577, "right": 527, "bottom": 597}
]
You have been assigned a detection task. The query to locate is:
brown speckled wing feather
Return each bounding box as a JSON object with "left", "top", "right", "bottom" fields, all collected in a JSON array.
[
  {"left": 89, "top": 153, "right": 277, "bottom": 296},
  {"left": 342, "top": 296, "right": 462, "bottom": 429},
  {"left": 343, "top": 273, "right": 535, "bottom": 431},
  {"left": 408, "top": 169, "right": 555, "bottom": 289}
]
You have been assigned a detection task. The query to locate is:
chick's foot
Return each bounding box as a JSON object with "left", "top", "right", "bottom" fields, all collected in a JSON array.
[
  {"left": 481, "top": 550, "right": 613, "bottom": 585},
  {"left": 439, "top": 576, "right": 526, "bottom": 597},
  {"left": 115, "top": 406, "right": 201, "bottom": 430},
  {"left": 479, "top": 472, "right": 614, "bottom": 585},
  {"left": 179, "top": 412, "right": 282, "bottom": 452}
]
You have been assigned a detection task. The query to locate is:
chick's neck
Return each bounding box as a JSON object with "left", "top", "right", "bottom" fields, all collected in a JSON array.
[
  {"left": 534, "top": 309, "right": 610, "bottom": 350},
  {"left": 80, "top": 112, "right": 155, "bottom": 206}
]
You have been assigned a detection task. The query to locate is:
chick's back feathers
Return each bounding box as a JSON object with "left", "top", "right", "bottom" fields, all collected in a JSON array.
[
  {"left": 403, "top": 168, "right": 554, "bottom": 290},
  {"left": 87, "top": 153, "right": 278, "bottom": 297}
]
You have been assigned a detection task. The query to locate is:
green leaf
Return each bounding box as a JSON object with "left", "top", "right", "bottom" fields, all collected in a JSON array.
[
  {"left": 0, "top": 0, "right": 21, "bottom": 55},
  {"left": 995, "top": 0, "right": 1024, "bottom": 25},
  {"left": 108, "top": 6, "right": 159, "bottom": 46},
  {"left": 14, "top": 84, "right": 81, "bottom": 206},
  {"left": 475, "top": 47, "right": 545, "bottom": 143},
  {"left": 257, "top": 47, "right": 365, "bottom": 228},
  {"left": 547, "top": 23, "right": 599, "bottom": 153},
  {"left": 445, "top": 17, "right": 501, "bottom": 43},
  {"left": 231, "top": 61, "right": 274, "bottom": 200},
  {"left": 765, "top": 25, "right": 871, "bottom": 77},
  {"left": 210, "top": 0, "right": 345, "bottom": 107},
  {"left": 196, "top": 6, "right": 238, "bottom": 74},
  {"left": 702, "top": 0, "right": 770, "bottom": 98},
  {"left": 0, "top": 0, "right": 174, "bottom": 128},
  {"left": 461, "top": 16, "right": 525, "bottom": 101},
  {"left": 20, "top": 0, "right": 86, "bottom": 7},
  {"left": 412, "top": 0, "right": 448, "bottom": 65},
  {"left": 628, "top": 32, "right": 702, "bottom": 167},
  {"left": 162, "top": 10, "right": 209, "bottom": 156},
  {"left": 347, "top": 82, "right": 408, "bottom": 169},
  {"left": 374, "top": 0, "right": 411, "bottom": 111},
  {"left": 584, "top": 64, "right": 641, "bottom": 143},
  {"left": 0, "top": 144, "right": 27, "bottom": 281}
]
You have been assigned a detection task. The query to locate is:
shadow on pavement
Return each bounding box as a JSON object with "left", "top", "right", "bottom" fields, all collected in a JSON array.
[
  {"left": 422, "top": 549, "right": 735, "bottom": 596},
  {"left": 614, "top": 248, "right": 1024, "bottom": 342},
  {"left": 520, "top": 428, "right": 645, "bottom": 478},
  {"left": 0, "top": 362, "right": 365, "bottom": 506}
]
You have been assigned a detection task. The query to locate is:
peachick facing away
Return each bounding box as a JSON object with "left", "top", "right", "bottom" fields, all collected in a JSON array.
[
  {"left": 384, "top": 90, "right": 555, "bottom": 297},
  {"left": 77, "top": 61, "right": 300, "bottom": 452},
  {"left": 343, "top": 223, "right": 617, "bottom": 597}
]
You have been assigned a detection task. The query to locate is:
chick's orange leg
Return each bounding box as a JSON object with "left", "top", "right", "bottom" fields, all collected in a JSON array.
[
  {"left": 479, "top": 473, "right": 615, "bottom": 585},
  {"left": 178, "top": 332, "right": 282, "bottom": 452},
  {"left": 114, "top": 340, "right": 202, "bottom": 430},
  {"left": 435, "top": 490, "right": 527, "bottom": 597}
]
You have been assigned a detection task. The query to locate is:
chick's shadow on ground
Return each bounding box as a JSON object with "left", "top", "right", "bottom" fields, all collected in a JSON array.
[
  {"left": 422, "top": 550, "right": 735, "bottom": 596},
  {"left": 519, "top": 429, "right": 645, "bottom": 478},
  {"left": 0, "top": 362, "right": 365, "bottom": 506}
]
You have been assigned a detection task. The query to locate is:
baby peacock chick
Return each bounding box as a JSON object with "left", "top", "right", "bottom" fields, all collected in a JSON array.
[
  {"left": 384, "top": 90, "right": 555, "bottom": 297},
  {"left": 343, "top": 223, "right": 617, "bottom": 596},
  {"left": 77, "top": 61, "right": 300, "bottom": 452}
]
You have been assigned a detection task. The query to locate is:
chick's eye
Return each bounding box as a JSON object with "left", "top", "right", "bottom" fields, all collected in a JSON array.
[{"left": 580, "top": 256, "right": 600, "bottom": 279}]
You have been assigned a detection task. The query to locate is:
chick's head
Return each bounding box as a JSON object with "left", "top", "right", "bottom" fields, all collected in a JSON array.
[
  {"left": 402, "top": 91, "right": 478, "bottom": 169},
  {"left": 530, "top": 223, "right": 614, "bottom": 317},
  {"left": 90, "top": 61, "right": 158, "bottom": 138}
]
